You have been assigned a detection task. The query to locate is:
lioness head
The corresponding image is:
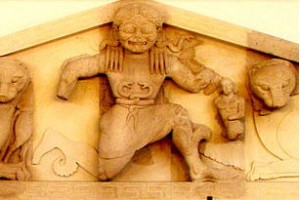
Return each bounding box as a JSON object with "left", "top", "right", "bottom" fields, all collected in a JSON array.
[
  {"left": 0, "top": 58, "right": 30, "bottom": 103},
  {"left": 249, "top": 59, "right": 297, "bottom": 108}
]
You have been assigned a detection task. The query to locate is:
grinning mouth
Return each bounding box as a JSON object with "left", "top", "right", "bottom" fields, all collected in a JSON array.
[
  {"left": 0, "top": 96, "right": 8, "bottom": 102},
  {"left": 128, "top": 41, "right": 147, "bottom": 45}
]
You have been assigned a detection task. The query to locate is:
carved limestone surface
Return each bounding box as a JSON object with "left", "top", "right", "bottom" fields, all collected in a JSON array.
[
  {"left": 248, "top": 58, "right": 298, "bottom": 115},
  {"left": 0, "top": 58, "right": 33, "bottom": 181},
  {"left": 247, "top": 59, "right": 299, "bottom": 181},
  {"left": 33, "top": 129, "right": 98, "bottom": 179},
  {"left": 56, "top": 3, "right": 241, "bottom": 182},
  {"left": 214, "top": 78, "right": 245, "bottom": 140}
]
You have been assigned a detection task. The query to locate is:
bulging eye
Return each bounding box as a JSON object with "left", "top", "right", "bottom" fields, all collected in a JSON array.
[
  {"left": 282, "top": 84, "right": 288, "bottom": 89},
  {"left": 259, "top": 84, "right": 269, "bottom": 91},
  {"left": 141, "top": 26, "right": 156, "bottom": 34},
  {"left": 282, "top": 80, "right": 290, "bottom": 88},
  {"left": 11, "top": 76, "right": 22, "bottom": 84}
]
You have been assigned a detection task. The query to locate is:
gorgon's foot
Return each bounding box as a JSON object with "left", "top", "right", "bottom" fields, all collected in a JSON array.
[
  {"left": 185, "top": 156, "right": 212, "bottom": 181},
  {"left": 189, "top": 163, "right": 209, "bottom": 181},
  {"left": 191, "top": 164, "right": 243, "bottom": 182}
]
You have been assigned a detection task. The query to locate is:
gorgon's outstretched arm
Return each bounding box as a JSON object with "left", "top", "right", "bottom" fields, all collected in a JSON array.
[
  {"left": 168, "top": 56, "right": 222, "bottom": 93},
  {"left": 57, "top": 54, "right": 103, "bottom": 100}
]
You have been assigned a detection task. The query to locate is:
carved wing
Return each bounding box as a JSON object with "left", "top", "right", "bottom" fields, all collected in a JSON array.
[{"left": 163, "top": 27, "right": 222, "bottom": 95}]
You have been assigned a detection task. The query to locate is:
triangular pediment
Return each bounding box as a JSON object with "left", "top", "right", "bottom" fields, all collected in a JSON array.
[
  {"left": 0, "top": 1, "right": 298, "bottom": 199},
  {"left": 0, "top": 0, "right": 298, "bottom": 62}
]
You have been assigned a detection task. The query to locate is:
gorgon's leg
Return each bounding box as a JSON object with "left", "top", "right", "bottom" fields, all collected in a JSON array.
[
  {"left": 99, "top": 153, "right": 135, "bottom": 181},
  {"left": 98, "top": 104, "right": 212, "bottom": 181},
  {"left": 170, "top": 104, "right": 211, "bottom": 181},
  {"left": 98, "top": 103, "right": 174, "bottom": 180},
  {"left": 98, "top": 105, "right": 136, "bottom": 181}
]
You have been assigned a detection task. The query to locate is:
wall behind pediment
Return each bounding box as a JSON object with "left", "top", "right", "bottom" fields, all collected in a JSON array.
[{"left": 0, "top": 0, "right": 298, "bottom": 43}]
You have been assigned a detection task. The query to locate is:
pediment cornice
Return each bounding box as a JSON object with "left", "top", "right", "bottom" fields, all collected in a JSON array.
[{"left": 0, "top": 0, "right": 298, "bottom": 62}]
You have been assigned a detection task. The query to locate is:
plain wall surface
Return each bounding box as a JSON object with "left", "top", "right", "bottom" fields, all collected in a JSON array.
[{"left": 0, "top": 0, "right": 298, "bottom": 43}]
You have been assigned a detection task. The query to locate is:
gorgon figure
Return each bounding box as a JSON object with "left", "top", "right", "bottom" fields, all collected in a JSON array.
[{"left": 57, "top": 3, "right": 231, "bottom": 181}]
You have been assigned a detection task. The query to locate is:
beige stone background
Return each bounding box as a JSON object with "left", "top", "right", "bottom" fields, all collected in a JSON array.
[
  {"left": 0, "top": 0, "right": 298, "bottom": 180},
  {"left": 0, "top": 0, "right": 298, "bottom": 43},
  {"left": 0, "top": 1, "right": 298, "bottom": 199}
]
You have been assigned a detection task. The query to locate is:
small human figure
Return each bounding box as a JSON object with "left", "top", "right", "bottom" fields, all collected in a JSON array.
[
  {"left": 214, "top": 78, "right": 245, "bottom": 140},
  {"left": 57, "top": 3, "right": 227, "bottom": 181}
]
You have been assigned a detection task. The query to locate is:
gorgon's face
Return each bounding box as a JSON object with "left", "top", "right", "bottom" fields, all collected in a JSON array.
[{"left": 117, "top": 16, "right": 158, "bottom": 53}]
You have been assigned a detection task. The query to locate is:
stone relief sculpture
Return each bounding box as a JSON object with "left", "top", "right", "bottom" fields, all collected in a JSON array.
[
  {"left": 0, "top": 58, "right": 33, "bottom": 180},
  {"left": 248, "top": 58, "right": 298, "bottom": 115},
  {"left": 214, "top": 78, "right": 245, "bottom": 140},
  {"left": 56, "top": 3, "right": 243, "bottom": 181},
  {"left": 247, "top": 58, "right": 299, "bottom": 181},
  {"left": 33, "top": 129, "right": 98, "bottom": 178}
]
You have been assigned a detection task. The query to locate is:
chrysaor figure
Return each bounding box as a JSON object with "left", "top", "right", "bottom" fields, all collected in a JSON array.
[
  {"left": 214, "top": 78, "right": 245, "bottom": 140},
  {"left": 57, "top": 3, "right": 228, "bottom": 181}
]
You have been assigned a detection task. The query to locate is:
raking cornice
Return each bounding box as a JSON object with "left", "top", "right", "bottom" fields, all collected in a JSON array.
[{"left": 0, "top": 0, "right": 298, "bottom": 62}]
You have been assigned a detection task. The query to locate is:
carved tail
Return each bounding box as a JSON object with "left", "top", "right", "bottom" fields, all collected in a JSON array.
[
  {"left": 32, "top": 129, "right": 63, "bottom": 164},
  {"left": 33, "top": 129, "right": 98, "bottom": 178},
  {"left": 52, "top": 157, "right": 79, "bottom": 177}
]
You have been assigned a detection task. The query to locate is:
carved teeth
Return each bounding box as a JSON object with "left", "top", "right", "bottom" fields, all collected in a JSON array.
[
  {"left": 0, "top": 95, "right": 7, "bottom": 102},
  {"left": 128, "top": 41, "right": 147, "bottom": 45}
]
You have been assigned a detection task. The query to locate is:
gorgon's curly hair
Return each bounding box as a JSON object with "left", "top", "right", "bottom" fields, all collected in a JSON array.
[
  {"left": 113, "top": 3, "right": 164, "bottom": 28},
  {"left": 101, "top": 3, "right": 168, "bottom": 74}
]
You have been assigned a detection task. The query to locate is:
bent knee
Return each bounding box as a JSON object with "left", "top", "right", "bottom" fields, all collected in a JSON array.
[
  {"left": 99, "top": 153, "right": 135, "bottom": 180},
  {"left": 167, "top": 104, "right": 192, "bottom": 128},
  {"left": 170, "top": 104, "right": 189, "bottom": 117}
]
